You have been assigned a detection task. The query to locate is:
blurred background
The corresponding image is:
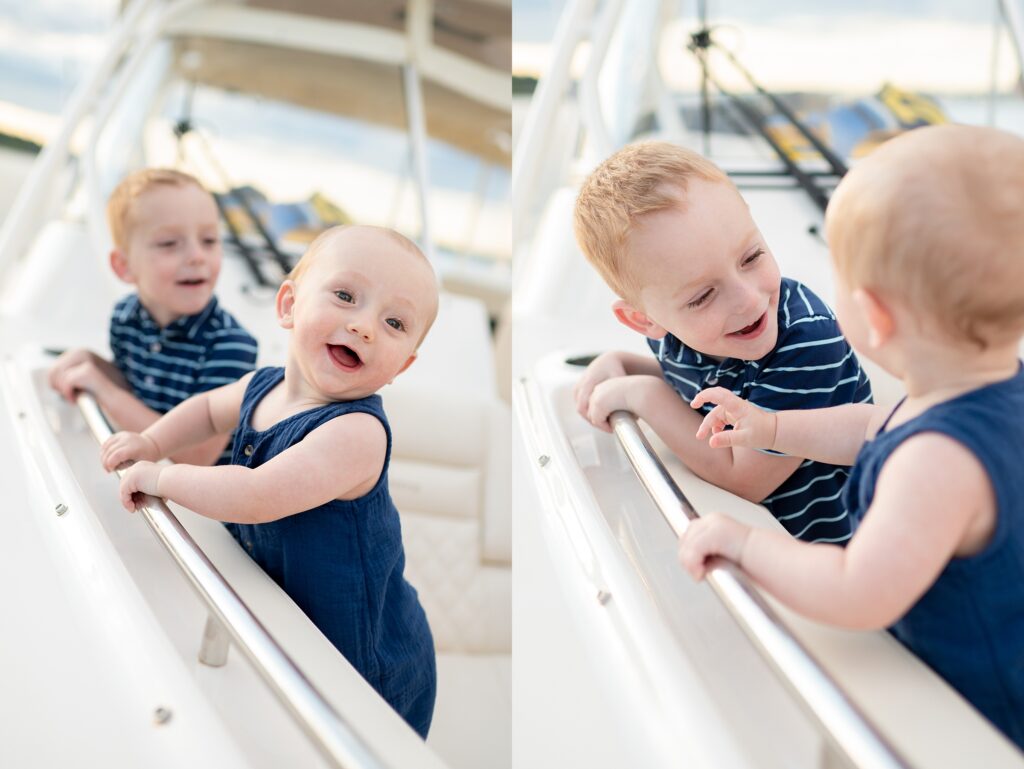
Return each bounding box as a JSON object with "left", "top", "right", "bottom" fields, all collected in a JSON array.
[{"left": 0, "top": 0, "right": 512, "bottom": 315}]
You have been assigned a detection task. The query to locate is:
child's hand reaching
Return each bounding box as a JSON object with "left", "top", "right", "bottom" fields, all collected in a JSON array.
[
  {"left": 690, "top": 387, "right": 777, "bottom": 450},
  {"left": 49, "top": 349, "right": 115, "bottom": 402},
  {"left": 573, "top": 352, "right": 628, "bottom": 421},
  {"left": 678, "top": 513, "right": 752, "bottom": 581},
  {"left": 118, "top": 461, "right": 163, "bottom": 512},
  {"left": 102, "top": 431, "right": 161, "bottom": 472},
  {"left": 583, "top": 376, "right": 636, "bottom": 432}
]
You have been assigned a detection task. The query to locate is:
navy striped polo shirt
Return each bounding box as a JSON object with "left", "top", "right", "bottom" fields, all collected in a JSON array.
[
  {"left": 648, "top": 277, "right": 872, "bottom": 543},
  {"left": 110, "top": 294, "right": 258, "bottom": 460}
]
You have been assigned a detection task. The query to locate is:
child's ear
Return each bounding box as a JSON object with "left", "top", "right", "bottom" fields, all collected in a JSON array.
[
  {"left": 276, "top": 280, "right": 297, "bottom": 329},
  {"left": 852, "top": 288, "right": 894, "bottom": 348},
  {"left": 389, "top": 353, "right": 417, "bottom": 383},
  {"left": 109, "top": 249, "right": 134, "bottom": 284},
  {"left": 612, "top": 299, "right": 667, "bottom": 339}
]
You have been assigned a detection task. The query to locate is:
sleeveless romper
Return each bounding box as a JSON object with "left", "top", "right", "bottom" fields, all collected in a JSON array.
[
  {"left": 843, "top": 366, "right": 1024, "bottom": 748},
  {"left": 228, "top": 367, "right": 436, "bottom": 737}
]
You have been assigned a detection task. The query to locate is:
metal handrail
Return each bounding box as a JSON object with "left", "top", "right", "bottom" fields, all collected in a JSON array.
[
  {"left": 1000, "top": 0, "right": 1024, "bottom": 77},
  {"left": 76, "top": 392, "right": 387, "bottom": 769},
  {"left": 609, "top": 411, "right": 910, "bottom": 769}
]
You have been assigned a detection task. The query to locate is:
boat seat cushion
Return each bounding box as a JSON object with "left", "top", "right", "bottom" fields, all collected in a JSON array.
[{"left": 382, "top": 384, "right": 511, "bottom": 654}]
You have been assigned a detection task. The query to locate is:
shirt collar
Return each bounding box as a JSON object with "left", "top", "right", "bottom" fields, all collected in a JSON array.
[
  {"left": 657, "top": 333, "right": 751, "bottom": 373},
  {"left": 121, "top": 294, "right": 218, "bottom": 340}
]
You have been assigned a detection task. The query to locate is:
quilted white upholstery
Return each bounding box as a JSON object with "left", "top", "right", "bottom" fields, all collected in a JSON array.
[
  {"left": 382, "top": 383, "right": 511, "bottom": 654},
  {"left": 400, "top": 512, "right": 511, "bottom": 653}
]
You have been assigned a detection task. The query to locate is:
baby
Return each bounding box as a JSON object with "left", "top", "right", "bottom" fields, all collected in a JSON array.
[
  {"left": 574, "top": 142, "right": 871, "bottom": 543},
  {"left": 49, "top": 168, "right": 257, "bottom": 464},
  {"left": 101, "top": 224, "right": 439, "bottom": 737},
  {"left": 679, "top": 124, "right": 1024, "bottom": 748}
]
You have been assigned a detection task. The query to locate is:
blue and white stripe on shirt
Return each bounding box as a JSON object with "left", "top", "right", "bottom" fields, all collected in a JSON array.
[
  {"left": 109, "top": 294, "right": 258, "bottom": 462},
  {"left": 648, "top": 277, "right": 872, "bottom": 544}
]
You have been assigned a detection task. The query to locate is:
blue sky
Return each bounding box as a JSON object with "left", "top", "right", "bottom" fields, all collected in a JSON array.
[
  {"left": 514, "top": 0, "right": 999, "bottom": 43},
  {"left": 0, "top": 0, "right": 116, "bottom": 111}
]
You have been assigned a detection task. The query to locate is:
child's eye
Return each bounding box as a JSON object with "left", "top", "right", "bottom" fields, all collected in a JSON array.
[
  {"left": 335, "top": 290, "right": 354, "bottom": 303},
  {"left": 687, "top": 289, "right": 713, "bottom": 309},
  {"left": 202, "top": 237, "right": 219, "bottom": 247},
  {"left": 743, "top": 248, "right": 765, "bottom": 266},
  {"left": 157, "top": 240, "right": 177, "bottom": 248},
  {"left": 386, "top": 318, "right": 405, "bottom": 331}
]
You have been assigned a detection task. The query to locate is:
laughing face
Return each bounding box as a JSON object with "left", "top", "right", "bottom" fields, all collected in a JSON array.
[
  {"left": 279, "top": 227, "right": 438, "bottom": 402},
  {"left": 113, "top": 183, "right": 222, "bottom": 327},
  {"left": 624, "top": 178, "right": 781, "bottom": 361}
]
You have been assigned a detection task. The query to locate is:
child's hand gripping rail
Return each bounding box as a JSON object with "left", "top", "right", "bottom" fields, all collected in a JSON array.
[
  {"left": 607, "top": 409, "right": 910, "bottom": 769},
  {"left": 75, "top": 390, "right": 389, "bottom": 769}
]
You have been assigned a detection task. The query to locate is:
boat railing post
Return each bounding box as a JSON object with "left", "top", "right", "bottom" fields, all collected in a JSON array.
[
  {"left": 404, "top": 0, "right": 437, "bottom": 271},
  {"left": 510, "top": 0, "right": 597, "bottom": 222},
  {"left": 199, "top": 614, "right": 231, "bottom": 667},
  {"left": 81, "top": 0, "right": 206, "bottom": 262},
  {"left": 608, "top": 410, "right": 911, "bottom": 769},
  {"left": 999, "top": 0, "right": 1024, "bottom": 80},
  {"left": 577, "top": 0, "right": 625, "bottom": 161}
]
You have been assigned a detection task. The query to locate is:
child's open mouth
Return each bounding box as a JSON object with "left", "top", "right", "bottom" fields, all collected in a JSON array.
[
  {"left": 328, "top": 344, "right": 363, "bottom": 370},
  {"left": 728, "top": 312, "right": 767, "bottom": 339},
  {"left": 176, "top": 278, "right": 206, "bottom": 288}
]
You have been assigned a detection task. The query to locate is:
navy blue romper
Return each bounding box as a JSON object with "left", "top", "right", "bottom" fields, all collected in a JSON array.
[
  {"left": 228, "top": 367, "right": 437, "bottom": 737},
  {"left": 844, "top": 365, "right": 1024, "bottom": 748}
]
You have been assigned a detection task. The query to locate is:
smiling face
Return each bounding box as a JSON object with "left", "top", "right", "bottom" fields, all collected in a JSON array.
[
  {"left": 279, "top": 227, "right": 439, "bottom": 402},
  {"left": 112, "top": 183, "right": 222, "bottom": 327},
  {"left": 623, "top": 179, "right": 782, "bottom": 361}
]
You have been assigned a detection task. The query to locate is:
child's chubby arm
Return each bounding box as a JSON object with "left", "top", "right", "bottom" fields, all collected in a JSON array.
[
  {"left": 691, "top": 387, "right": 889, "bottom": 466},
  {"left": 678, "top": 433, "right": 995, "bottom": 629},
  {"left": 574, "top": 351, "right": 664, "bottom": 421},
  {"left": 586, "top": 375, "right": 804, "bottom": 503},
  {"left": 102, "top": 373, "right": 253, "bottom": 470},
  {"left": 115, "top": 410, "right": 387, "bottom": 523},
  {"left": 50, "top": 348, "right": 230, "bottom": 463}
]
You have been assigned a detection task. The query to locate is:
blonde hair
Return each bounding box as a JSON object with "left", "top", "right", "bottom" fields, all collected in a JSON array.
[
  {"left": 573, "top": 141, "right": 729, "bottom": 301},
  {"left": 106, "top": 168, "right": 208, "bottom": 251},
  {"left": 827, "top": 124, "right": 1024, "bottom": 348},
  {"left": 288, "top": 225, "right": 438, "bottom": 346}
]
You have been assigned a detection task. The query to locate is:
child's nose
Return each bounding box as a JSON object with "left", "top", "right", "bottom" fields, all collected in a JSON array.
[
  {"left": 347, "top": 317, "right": 374, "bottom": 342},
  {"left": 735, "top": 281, "right": 762, "bottom": 314},
  {"left": 185, "top": 240, "right": 205, "bottom": 263}
]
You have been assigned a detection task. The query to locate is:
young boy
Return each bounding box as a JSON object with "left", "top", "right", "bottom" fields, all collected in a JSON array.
[
  {"left": 573, "top": 142, "right": 871, "bottom": 543},
  {"left": 679, "top": 124, "right": 1024, "bottom": 748},
  {"left": 48, "top": 169, "right": 257, "bottom": 464},
  {"left": 100, "top": 225, "right": 439, "bottom": 737}
]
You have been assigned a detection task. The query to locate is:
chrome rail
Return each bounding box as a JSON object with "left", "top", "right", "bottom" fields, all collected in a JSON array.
[
  {"left": 76, "top": 392, "right": 386, "bottom": 769},
  {"left": 609, "top": 411, "right": 911, "bottom": 769},
  {"left": 1000, "top": 0, "right": 1024, "bottom": 85}
]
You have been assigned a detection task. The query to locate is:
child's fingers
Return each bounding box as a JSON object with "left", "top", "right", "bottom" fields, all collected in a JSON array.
[
  {"left": 708, "top": 428, "right": 747, "bottom": 449},
  {"left": 586, "top": 401, "right": 613, "bottom": 432},
  {"left": 690, "top": 386, "right": 742, "bottom": 411},
  {"left": 677, "top": 529, "right": 708, "bottom": 581},
  {"left": 120, "top": 479, "right": 134, "bottom": 511},
  {"left": 695, "top": 404, "right": 728, "bottom": 439},
  {"left": 102, "top": 437, "right": 131, "bottom": 472},
  {"left": 575, "top": 385, "right": 592, "bottom": 420},
  {"left": 588, "top": 408, "right": 613, "bottom": 432}
]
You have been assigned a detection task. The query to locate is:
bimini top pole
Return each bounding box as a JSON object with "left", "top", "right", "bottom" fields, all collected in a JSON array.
[{"left": 0, "top": 0, "right": 156, "bottom": 278}]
